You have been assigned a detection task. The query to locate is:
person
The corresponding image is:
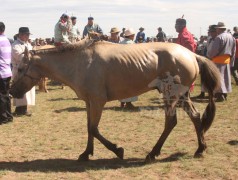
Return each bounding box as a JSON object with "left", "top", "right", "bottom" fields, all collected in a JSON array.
[
  {"left": 120, "top": 28, "right": 126, "bottom": 38},
  {"left": 135, "top": 27, "right": 145, "bottom": 43},
  {"left": 119, "top": 28, "right": 138, "bottom": 109},
  {"left": 175, "top": 18, "right": 197, "bottom": 52},
  {"left": 233, "top": 26, "right": 238, "bottom": 37},
  {"left": 196, "top": 35, "right": 207, "bottom": 56},
  {"left": 54, "top": 13, "right": 72, "bottom": 46},
  {"left": 156, "top": 27, "right": 166, "bottom": 42},
  {"left": 11, "top": 27, "right": 35, "bottom": 116},
  {"left": 82, "top": 16, "right": 103, "bottom": 38},
  {"left": 196, "top": 25, "right": 217, "bottom": 99},
  {"left": 108, "top": 27, "right": 120, "bottom": 43},
  {"left": 231, "top": 31, "right": 238, "bottom": 85},
  {"left": 0, "top": 22, "right": 13, "bottom": 124},
  {"left": 209, "top": 22, "right": 236, "bottom": 102},
  {"left": 68, "top": 16, "right": 81, "bottom": 43},
  {"left": 175, "top": 17, "right": 197, "bottom": 101}
]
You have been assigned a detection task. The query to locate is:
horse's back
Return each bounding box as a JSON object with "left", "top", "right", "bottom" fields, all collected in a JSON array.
[{"left": 88, "top": 42, "right": 199, "bottom": 101}]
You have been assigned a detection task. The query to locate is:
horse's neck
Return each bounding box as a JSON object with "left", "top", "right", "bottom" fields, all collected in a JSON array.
[{"left": 35, "top": 51, "right": 85, "bottom": 87}]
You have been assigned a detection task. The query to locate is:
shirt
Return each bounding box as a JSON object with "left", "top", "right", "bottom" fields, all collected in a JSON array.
[
  {"left": 83, "top": 23, "right": 103, "bottom": 38},
  {"left": 209, "top": 32, "right": 236, "bottom": 66},
  {"left": 0, "top": 34, "right": 12, "bottom": 78},
  {"left": 176, "top": 27, "right": 197, "bottom": 52},
  {"left": 54, "top": 20, "right": 71, "bottom": 43},
  {"left": 69, "top": 25, "right": 80, "bottom": 38}
]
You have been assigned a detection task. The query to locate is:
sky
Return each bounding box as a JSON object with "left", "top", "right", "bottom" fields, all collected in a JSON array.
[{"left": 1, "top": 0, "right": 237, "bottom": 40}]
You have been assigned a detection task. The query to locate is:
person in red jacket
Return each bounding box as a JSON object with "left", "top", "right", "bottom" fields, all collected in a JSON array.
[{"left": 175, "top": 18, "right": 197, "bottom": 52}]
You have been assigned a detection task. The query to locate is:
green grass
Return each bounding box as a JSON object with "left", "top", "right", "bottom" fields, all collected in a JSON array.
[{"left": 0, "top": 79, "right": 237, "bottom": 179}]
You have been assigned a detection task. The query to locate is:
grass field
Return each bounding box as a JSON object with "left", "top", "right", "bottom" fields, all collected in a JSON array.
[{"left": 0, "top": 79, "right": 237, "bottom": 180}]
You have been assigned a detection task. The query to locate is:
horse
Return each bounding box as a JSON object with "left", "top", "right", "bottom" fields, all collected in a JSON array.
[
  {"left": 33, "top": 45, "right": 56, "bottom": 93},
  {"left": 10, "top": 39, "right": 221, "bottom": 162}
]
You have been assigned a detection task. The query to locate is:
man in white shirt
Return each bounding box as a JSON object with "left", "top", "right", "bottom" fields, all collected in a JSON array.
[
  {"left": 11, "top": 27, "right": 35, "bottom": 116},
  {"left": 69, "top": 16, "right": 80, "bottom": 43}
]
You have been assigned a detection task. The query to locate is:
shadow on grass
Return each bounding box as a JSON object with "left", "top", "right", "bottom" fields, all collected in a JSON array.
[
  {"left": 0, "top": 152, "right": 187, "bottom": 173},
  {"left": 227, "top": 140, "right": 238, "bottom": 146},
  {"left": 49, "top": 97, "right": 78, "bottom": 102},
  {"left": 0, "top": 158, "right": 145, "bottom": 172},
  {"left": 54, "top": 105, "right": 165, "bottom": 113},
  {"left": 158, "top": 152, "right": 188, "bottom": 163}
]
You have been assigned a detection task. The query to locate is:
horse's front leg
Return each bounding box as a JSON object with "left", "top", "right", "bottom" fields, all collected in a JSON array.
[{"left": 78, "top": 100, "right": 124, "bottom": 161}]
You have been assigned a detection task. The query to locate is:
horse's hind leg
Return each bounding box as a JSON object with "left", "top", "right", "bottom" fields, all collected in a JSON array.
[
  {"left": 78, "top": 100, "right": 124, "bottom": 161},
  {"left": 181, "top": 94, "right": 206, "bottom": 157},
  {"left": 146, "top": 98, "right": 178, "bottom": 162}
]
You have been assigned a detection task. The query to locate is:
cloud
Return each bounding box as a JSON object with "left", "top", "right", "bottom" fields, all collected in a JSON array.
[{"left": 1, "top": 0, "right": 238, "bottom": 39}]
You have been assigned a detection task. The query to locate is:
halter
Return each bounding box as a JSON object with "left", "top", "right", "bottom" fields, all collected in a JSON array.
[{"left": 14, "top": 61, "right": 41, "bottom": 85}]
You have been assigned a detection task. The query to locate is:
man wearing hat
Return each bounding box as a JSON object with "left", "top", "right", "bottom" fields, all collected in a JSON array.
[
  {"left": 209, "top": 22, "right": 236, "bottom": 101},
  {"left": 54, "top": 13, "right": 72, "bottom": 45},
  {"left": 175, "top": 18, "right": 196, "bottom": 52},
  {"left": 135, "top": 27, "right": 145, "bottom": 43},
  {"left": 11, "top": 27, "right": 35, "bottom": 116},
  {"left": 119, "top": 28, "right": 138, "bottom": 109},
  {"left": 108, "top": 27, "right": 120, "bottom": 43},
  {"left": 196, "top": 25, "right": 218, "bottom": 99},
  {"left": 82, "top": 16, "right": 103, "bottom": 38},
  {"left": 0, "top": 22, "right": 13, "bottom": 124}
]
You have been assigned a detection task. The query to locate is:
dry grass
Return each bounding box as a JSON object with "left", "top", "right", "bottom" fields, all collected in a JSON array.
[{"left": 0, "top": 79, "right": 237, "bottom": 180}]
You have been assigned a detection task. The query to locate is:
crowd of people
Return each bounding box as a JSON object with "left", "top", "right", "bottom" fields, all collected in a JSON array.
[{"left": 0, "top": 13, "right": 237, "bottom": 125}]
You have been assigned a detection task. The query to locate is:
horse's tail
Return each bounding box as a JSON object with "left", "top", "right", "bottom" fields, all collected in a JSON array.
[{"left": 196, "top": 55, "right": 221, "bottom": 133}]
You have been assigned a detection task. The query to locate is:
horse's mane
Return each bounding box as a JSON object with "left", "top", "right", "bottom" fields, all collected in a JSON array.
[{"left": 32, "top": 38, "right": 97, "bottom": 55}]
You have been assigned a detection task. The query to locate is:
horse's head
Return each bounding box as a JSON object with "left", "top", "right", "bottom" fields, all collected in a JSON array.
[{"left": 10, "top": 47, "right": 41, "bottom": 98}]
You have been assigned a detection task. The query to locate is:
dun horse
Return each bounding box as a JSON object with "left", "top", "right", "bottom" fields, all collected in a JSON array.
[{"left": 10, "top": 39, "right": 220, "bottom": 162}]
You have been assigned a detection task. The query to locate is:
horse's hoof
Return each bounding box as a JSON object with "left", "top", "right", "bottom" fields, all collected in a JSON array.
[
  {"left": 194, "top": 152, "right": 204, "bottom": 158},
  {"left": 78, "top": 154, "right": 90, "bottom": 162},
  {"left": 115, "top": 147, "right": 124, "bottom": 159},
  {"left": 145, "top": 154, "right": 156, "bottom": 163}
]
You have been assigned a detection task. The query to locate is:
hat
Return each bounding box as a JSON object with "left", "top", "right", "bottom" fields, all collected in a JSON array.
[
  {"left": 139, "top": 27, "right": 144, "bottom": 31},
  {"left": 175, "top": 18, "right": 186, "bottom": 26},
  {"left": 208, "top": 25, "right": 217, "bottom": 32},
  {"left": 124, "top": 28, "right": 135, "bottom": 36},
  {"left": 71, "top": 16, "right": 77, "bottom": 20},
  {"left": 61, "top": 13, "right": 69, "bottom": 18},
  {"left": 88, "top": 16, "right": 94, "bottom": 20},
  {"left": 18, "top": 27, "right": 31, "bottom": 34},
  {"left": 110, "top": 27, "right": 120, "bottom": 33},
  {"left": 215, "top": 22, "right": 226, "bottom": 29}
]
